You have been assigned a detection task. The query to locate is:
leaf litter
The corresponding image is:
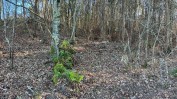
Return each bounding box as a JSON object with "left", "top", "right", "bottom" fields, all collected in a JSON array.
[{"left": 1, "top": 39, "right": 177, "bottom": 99}]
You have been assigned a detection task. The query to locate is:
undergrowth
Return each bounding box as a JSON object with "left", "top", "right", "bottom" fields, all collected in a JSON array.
[
  {"left": 51, "top": 40, "right": 84, "bottom": 84},
  {"left": 170, "top": 68, "right": 177, "bottom": 77}
]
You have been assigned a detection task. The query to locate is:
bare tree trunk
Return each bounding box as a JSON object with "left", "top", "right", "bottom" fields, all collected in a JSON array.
[
  {"left": 51, "top": 0, "right": 60, "bottom": 59},
  {"left": 33, "top": 0, "right": 39, "bottom": 37},
  {"left": 22, "top": 0, "right": 25, "bottom": 18},
  {"left": 165, "top": 0, "right": 170, "bottom": 49},
  {"left": 100, "top": 0, "right": 105, "bottom": 40},
  {"left": 10, "top": 9, "right": 16, "bottom": 70},
  {"left": 145, "top": 0, "right": 152, "bottom": 59},
  {"left": 0, "top": 0, "right": 2, "bottom": 20},
  {"left": 3, "top": 0, "right": 16, "bottom": 69},
  {"left": 122, "top": 0, "right": 126, "bottom": 42},
  {"left": 70, "top": 0, "right": 79, "bottom": 44}
]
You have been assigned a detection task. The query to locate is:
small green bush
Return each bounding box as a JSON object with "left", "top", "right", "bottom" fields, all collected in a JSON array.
[
  {"left": 65, "top": 70, "right": 84, "bottom": 83},
  {"left": 51, "top": 40, "right": 83, "bottom": 84},
  {"left": 59, "top": 50, "right": 73, "bottom": 69},
  {"left": 54, "top": 63, "right": 66, "bottom": 74},
  {"left": 60, "top": 40, "right": 70, "bottom": 49}
]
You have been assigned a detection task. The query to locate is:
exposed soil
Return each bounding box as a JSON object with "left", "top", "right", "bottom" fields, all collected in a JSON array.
[{"left": 1, "top": 36, "right": 177, "bottom": 99}]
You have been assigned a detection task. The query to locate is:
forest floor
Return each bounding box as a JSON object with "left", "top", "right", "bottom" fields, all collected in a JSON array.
[{"left": 1, "top": 36, "right": 177, "bottom": 99}]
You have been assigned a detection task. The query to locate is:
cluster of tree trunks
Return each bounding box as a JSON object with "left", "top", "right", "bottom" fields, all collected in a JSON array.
[{"left": 1, "top": 0, "right": 177, "bottom": 68}]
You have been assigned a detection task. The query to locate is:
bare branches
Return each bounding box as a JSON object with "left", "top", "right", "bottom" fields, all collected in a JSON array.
[{"left": 5, "top": 0, "right": 44, "bottom": 20}]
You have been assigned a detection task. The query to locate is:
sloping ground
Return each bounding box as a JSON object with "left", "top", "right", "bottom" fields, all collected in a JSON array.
[
  {"left": 75, "top": 42, "right": 177, "bottom": 99},
  {"left": 1, "top": 40, "right": 177, "bottom": 99}
]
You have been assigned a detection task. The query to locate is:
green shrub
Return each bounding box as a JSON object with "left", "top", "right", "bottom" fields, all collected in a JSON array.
[
  {"left": 54, "top": 63, "right": 66, "bottom": 74},
  {"left": 59, "top": 40, "right": 76, "bottom": 54},
  {"left": 65, "top": 70, "right": 84, "bottom": 83},
  {"left": 170, "top": 68, "right": 177, "bottom": 77},
  {"left": 60, "top": 40, "right": 70, "bottom": 49},
  {"left": 51, "top": 40, "right": 83, "bottom": 84}
]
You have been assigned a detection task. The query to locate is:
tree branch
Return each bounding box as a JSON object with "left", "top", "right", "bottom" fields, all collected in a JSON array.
[{"left": 5, "top": 0, "right": 45, "bottom": 20}]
